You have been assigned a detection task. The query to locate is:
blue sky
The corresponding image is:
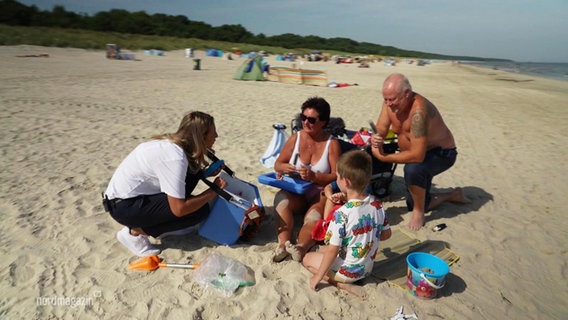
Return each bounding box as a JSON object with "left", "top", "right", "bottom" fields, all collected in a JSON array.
[{"left": 19, "top": 0, "right": 568, "bottom": 62}]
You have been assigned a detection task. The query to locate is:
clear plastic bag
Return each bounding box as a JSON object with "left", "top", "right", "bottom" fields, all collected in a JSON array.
[{"left": 193, "top": 253, "right": 255, "bottom": 296}]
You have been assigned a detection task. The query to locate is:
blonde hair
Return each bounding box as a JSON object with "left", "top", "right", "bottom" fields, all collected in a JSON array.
[
  {"left": 152, "top": 111, "right": 214, "bottom": 173},
  {"left": 336, "top": 150, "right": 372, "bottom": 192}
]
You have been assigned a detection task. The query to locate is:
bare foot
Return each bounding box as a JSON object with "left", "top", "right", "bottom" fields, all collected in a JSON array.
[
  {"left": 335, "top": 282, "right": 369, "bottom": 300},
  {"left": 450, "top": 187, "right": 471, "bottom": 204},
  {"left": 272, "top": 246, "right": 290, "bottom": 263},
  {"left": 285, "top": 241, "right": 306, "bottom": 262},
  {"left": 407, "top": 210, "right": 425, "bottom": 231}
]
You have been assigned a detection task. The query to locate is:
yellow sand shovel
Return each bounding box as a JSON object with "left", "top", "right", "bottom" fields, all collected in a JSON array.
[{"left": 129, "top": 255, "right": 199, "bottom": 271}]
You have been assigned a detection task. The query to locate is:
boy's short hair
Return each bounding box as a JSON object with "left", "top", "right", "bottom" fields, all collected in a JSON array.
[{"left": 336, "top": 150, "right": 372, "bottom": 192}]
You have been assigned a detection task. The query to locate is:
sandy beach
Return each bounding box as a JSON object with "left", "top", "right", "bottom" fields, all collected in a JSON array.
[{"left": 1, "top": 45, "right": 567, "bottom": 319}]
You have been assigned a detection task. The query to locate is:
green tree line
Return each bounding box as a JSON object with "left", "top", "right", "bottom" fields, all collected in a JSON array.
[{"left": 0, "top": 0, "right": 498, "bottom": 61}]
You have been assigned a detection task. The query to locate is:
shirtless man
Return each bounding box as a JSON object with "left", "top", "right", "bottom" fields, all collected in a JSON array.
[{"left": 370, "top": 73, "right": 468, "bottom": 230}]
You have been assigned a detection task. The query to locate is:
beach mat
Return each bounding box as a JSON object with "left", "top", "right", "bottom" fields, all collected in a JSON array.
[{"left": 370, "top": 228, "right": 460, "bottom": 289}]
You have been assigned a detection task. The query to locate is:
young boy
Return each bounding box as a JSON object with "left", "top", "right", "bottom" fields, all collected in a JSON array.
[{"left": 302, "top": 150, "right": 392, "bottom": 299}]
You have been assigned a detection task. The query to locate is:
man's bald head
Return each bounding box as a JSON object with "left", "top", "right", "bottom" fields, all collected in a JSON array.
[{"left": 383, "top": 73, "right": 412, "bottom": 94}]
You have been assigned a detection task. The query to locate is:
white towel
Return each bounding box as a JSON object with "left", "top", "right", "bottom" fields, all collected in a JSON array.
[{"left": 260, "top": 124, "right": 289, "bottom": 168}]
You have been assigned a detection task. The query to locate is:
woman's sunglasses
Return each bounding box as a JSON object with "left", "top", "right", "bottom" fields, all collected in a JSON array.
[{"left": 300, "top": 114, "right": 318, "bottom": 124}]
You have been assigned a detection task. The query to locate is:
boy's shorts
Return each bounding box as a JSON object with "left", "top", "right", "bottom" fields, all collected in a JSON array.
[{"left": 326, "top": 270, "right": 359, "bottom": 284}]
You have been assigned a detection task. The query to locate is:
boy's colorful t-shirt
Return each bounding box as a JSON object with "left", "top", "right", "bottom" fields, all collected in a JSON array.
[{"left": 324, "top": 195, "right": 389, "bottom": 282}]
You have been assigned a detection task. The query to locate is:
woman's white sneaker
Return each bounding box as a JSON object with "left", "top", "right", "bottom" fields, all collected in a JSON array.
[{"left": 116, "top": 227, "right": 161, "bottom": 256}]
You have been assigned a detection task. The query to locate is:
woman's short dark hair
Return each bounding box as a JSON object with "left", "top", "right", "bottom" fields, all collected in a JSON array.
[{"left": 301, "top": 96, "right": 331, "bottom": 125}]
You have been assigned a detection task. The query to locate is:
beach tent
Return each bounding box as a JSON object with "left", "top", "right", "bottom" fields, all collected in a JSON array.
[
  {"left": 206, "top": 49, "right": 223, "bottom": 57},
  {"left": 233, "top": 56, "right": 266, "bottom": 81}
]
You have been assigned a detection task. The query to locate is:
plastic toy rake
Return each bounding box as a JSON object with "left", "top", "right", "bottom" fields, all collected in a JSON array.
[{"left": 129, "top": 255, "right": 199, "bottom": 271}]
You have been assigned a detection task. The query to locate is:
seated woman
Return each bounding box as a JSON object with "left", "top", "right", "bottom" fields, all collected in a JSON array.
[
  {"left": 103, "top": 111, "right": 227, "bottom": 256},
  {"left": 272, "top": 97, "right": 341, "bottom": 262}
]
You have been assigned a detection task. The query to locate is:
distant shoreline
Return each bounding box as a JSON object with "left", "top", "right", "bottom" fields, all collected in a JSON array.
[{"left": 459, "top": 60, "right": 568, "bottom": 82}]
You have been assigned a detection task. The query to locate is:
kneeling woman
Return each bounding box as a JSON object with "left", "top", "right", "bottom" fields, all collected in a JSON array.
[{"left": 103, "top": 111, "right": 226, "bottom": 256}]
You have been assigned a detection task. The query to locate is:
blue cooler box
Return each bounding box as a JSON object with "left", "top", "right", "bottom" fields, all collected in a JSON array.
[{"left": 199, "top": 172, "right": 263, "bottom": 245}]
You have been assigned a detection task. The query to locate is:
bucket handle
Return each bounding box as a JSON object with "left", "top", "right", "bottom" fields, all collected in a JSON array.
[{"left": 420, "top": 273, "right": 445, "bottom": 289}]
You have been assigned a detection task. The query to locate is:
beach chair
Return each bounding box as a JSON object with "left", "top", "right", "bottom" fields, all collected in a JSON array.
[
  {"left": 367, "top": 135, "right": 398, "bottom": 198},
  {"left": 291, "top": 114, "right": 399, "bottom": 198},
  {"left": 341, "top": 129, "right": 398, "bottom": 198}
]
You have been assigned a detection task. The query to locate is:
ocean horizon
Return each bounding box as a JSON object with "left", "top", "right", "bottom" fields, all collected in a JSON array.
[{"left": 460, "top": 61, "right": 568, "bottom": 82}]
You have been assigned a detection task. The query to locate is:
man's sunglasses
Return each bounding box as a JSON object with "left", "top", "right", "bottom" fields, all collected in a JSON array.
[{"left": 300, "top": 114, "right": 318, "bottom": 124}]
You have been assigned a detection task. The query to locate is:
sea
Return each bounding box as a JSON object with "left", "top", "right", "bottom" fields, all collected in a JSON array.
[{"left": 459, "top": 61, "right": 568, "bottom": 81}]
